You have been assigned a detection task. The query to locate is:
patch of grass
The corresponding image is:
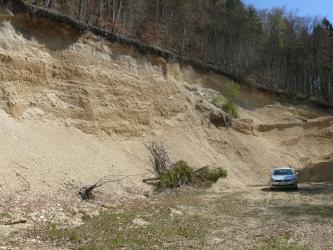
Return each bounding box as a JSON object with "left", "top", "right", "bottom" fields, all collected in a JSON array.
[
  {"left": 49, "top": 223, "right": 81, "bottom": 243},
  {"left": 255, "top": 236, "right": 309, "bottom": 250},
  {"left": 213, "top": 192, "right": 252, "bottom": 217},
  {"left": 0, "top": 213, "right": 10, "bottom": 219},
  {"left": 274, "top": 204, "right": 333, "bottom": 219},
  {"left": 225, "top": 80, "right": 240, "bottom": 101},
  {"left": 222, "top": 80, "right": 240, "bottom": 118},
  {"left": 223, "top": 101, "right": 239, "bottom": 118},
  {"left": 48, "top": 205, "right": 207, "bottom": 249},
  {"left": 33, "top": 187, "right": 332, "bottom": 249}
]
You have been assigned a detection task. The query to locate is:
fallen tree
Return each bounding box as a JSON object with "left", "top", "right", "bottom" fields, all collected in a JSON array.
[{"left": 144, "top": 142, "right": 227, "bottom": 189}]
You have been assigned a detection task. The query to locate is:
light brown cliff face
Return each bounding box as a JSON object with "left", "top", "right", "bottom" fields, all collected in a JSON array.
[{"left": 0, "top": 14, "right": 192, "bottom": 137}]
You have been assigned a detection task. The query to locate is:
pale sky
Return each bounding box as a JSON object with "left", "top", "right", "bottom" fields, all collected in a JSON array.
[{"left": 243, "top": 0, "right": 333, "bottom": 22}]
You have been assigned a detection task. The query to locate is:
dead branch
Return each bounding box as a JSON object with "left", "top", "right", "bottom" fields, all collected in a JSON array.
[
  {"left": 145, "top": 141, "right": 173, "bottom": 177},
  {"left": 3, "top": 219, "right": 27, "bottom": 225},
  {"left": 143, "top": 177, "right": 161, "bottom": 183}
]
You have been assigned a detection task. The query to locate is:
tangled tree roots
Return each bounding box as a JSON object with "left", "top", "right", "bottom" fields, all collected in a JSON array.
[
  {"left": 79, "top": 186, "right": 96, "bottom": 200},
  {"left": 79, "top": 175, "right": 128, "bottom": 200}
]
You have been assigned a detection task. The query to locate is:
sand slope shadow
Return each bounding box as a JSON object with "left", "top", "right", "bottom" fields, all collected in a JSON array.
[{"left": 298, "top": 161, "right": 333, "bottom": 183}]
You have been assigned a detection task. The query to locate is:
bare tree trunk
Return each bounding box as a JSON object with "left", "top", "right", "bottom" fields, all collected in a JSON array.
[
  {"left": 99, "top": 0, "right": 104, "bottom": 18},
  {"left": 78, "top": 0, "right": 84, "bottom": 20},
  {"left": 112, "top": 0, "right": 116, "bottom": 23},
  {"left": 181, "top": 25, "right": 187, "bottom": 56},
  {"left": 156, "top": 0, "right": 159, "bottom": 23},
  {"left": 44, "top": 0, "right": 52, "bottom": 8},
  {"left": 117, "top": 0, "right": 122, "bottom": 20}
]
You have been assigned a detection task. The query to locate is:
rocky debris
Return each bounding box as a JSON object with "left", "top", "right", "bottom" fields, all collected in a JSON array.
[
  {"left": 78, "top": 207, "right": 90, "bottom": 214},
  {"left": 196, "top": 100, "right": 233, "bottom": 128},
  {"left": 185, "top": 84, "right": 222, "bottom": 102},
  {"left": 195, "top": 99, "right": 218, "bottom": 113},
  {"left": 257, "top": 121, "right": 303, "bottom": 132},
  {"left": 132, "top": 218, "right": 150, "bottom": 227},
  {"left": 184, "top": 85, "right": 198, "bottom": 93},
  {"left": 280, "top": 136, "right": 302, "bottom": 146},
  {"left": 311, "top": 127, "right": 333, "bottom": 138},
  {"left": 304, "top": 116, "right": 333, "bottom": 129},
  {"left": 232, "top": 119, "right": 256, "bottom": 135},
  {"left": 207, "top": 109, "right": 233, "bottom": 128},
  {"left": 169, "top": 208, "right": 183, "bottom": 216},
  {"left": 101, "top": 202, "right": 114, "bottom": 209},
  {"left": 0, "top": 213, "right": 28, "bottom": 226},
  {"left": 258, "top": 117, "right": 333, "bottom": 132}
]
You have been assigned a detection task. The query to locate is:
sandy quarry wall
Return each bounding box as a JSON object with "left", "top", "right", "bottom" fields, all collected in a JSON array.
[{"left": 0, "top": 7, "right": 332, "bottom": 214}]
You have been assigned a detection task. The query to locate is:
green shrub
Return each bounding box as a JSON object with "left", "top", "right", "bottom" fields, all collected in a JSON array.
[
  {"left": 49, "top": 223, "right": 81, "bottom": 243},
  {"left": 159, "top": 160, "right": 193, "bottom": 189},
  {"left": 225, "top": 81, "right": 240, "bottom": 102},
  {"left": 256, "top": 236, "right": 309, "bottom": 250},
  {"left": 223, "top": 101, "right": 238, "bottom": 118},
  {"left": 211, "top": 94, "right": 227, "bottom": 108},
  {"left": 158, "top": 161, "right": 227, "bottom": 190}
]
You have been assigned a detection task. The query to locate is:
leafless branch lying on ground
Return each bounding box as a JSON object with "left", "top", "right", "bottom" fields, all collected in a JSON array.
[{"left": 3, "top": 219, "right": 27, "bottom": 225}]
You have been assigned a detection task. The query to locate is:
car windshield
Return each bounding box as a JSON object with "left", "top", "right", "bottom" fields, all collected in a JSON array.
[{"left": 273, "top": 169, "right": 293, "bottom": 175}]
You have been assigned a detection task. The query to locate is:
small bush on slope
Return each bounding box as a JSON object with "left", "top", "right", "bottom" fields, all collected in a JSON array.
[
  {"left": 223, "top": 81, "right": 240, "bottom": 118},
  {"left": 225, "top": 81, "right": 240, "bottom": 101},
  {"left": 223, "top": 101, "right": 239, "bottom": 118}
]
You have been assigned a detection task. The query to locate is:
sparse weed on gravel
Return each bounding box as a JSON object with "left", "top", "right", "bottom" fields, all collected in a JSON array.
[
  {"left": 47, "top": 204, "right": 207, "bottom": 249},
  {"left": 255, "top": 236, "right": 310, "bottom": 250},
  {"left": 49, "top": 223, "right": 81, "bottom": 243}
]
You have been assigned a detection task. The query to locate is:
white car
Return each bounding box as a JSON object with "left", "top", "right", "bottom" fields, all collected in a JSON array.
[{"left": 270, "top": 167, "right": 298, "bottom": 190}]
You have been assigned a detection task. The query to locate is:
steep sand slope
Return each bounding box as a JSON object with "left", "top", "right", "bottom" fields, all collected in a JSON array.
[{"left": 0, "top": 12, "right": 332, "bottom": 222}]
